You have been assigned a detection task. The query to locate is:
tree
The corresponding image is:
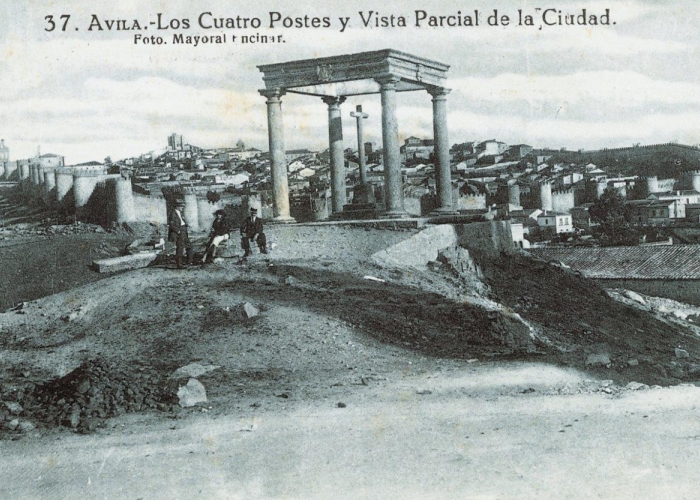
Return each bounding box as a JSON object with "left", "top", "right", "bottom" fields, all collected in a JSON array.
[{"left": 589, "top": 188, "right": 638, "bottom": 246}]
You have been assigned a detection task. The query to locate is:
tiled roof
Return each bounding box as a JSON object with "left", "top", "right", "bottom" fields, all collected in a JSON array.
[{"left": 529, "top": 245, "right": 700, "bottom": 279}]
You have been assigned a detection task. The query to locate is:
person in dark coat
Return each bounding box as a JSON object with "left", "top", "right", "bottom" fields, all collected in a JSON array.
[
  {"left": 202, "top": 209, "right": 231, "bottom": 264},
  {"left": 168, "top": 200, "right": 193, "bottom": 268},
  {"left": 240, "top": 207, "right": 267, "bottom": 257}
]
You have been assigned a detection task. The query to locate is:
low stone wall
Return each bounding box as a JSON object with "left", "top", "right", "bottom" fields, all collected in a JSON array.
[
  {"left": 372, "top": 220, "right": 517, "bottom": 267},
  {"left": 372, "top": 224, "right": 459, "bottom": 267},
  {"left": 455, "top": 220, "right": 518, "bottom": 259}
]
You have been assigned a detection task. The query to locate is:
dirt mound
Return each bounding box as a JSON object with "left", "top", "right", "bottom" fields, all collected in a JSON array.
[
  {"left": 479, "top": 253, "right": 700, "bottom": 384},
  {"left": 2, "top": 359, "right": 176, "bottom": 436}
]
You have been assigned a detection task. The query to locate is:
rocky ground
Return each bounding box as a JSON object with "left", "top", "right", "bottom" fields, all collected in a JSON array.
[{"left": 1, "top": 196, "right": 700, "bottom": 497}]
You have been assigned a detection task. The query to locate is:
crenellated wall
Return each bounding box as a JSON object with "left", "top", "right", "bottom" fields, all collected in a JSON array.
[
  {"left": 552, "top": 188, "right": 575, "bottom": 214},
  {"left": 55, "top": 169, "right": 74, "bottom": 202},
  {"left": 114, "top": 177, "right": 135, "bottom": 223},
  {"left": 183, "top": 191, "right": 200, "bottom": 232},
  {"left": 132, "top": 193, "right": 168, "bottom": 224},
  {"left": 456, "top": 193, "right": 487, "bottom": 211},
  {"left": 73, "top": 170, "right": 103, "bottom": 209},
  {"left": 197, "top": 197, "right": 225, "bottom": 231},
  {"left": 3, "top": 161, "right": 18, "bottom": 180},
  {"left": 18, "top": 161, "right": 29, "bottom": 180}
]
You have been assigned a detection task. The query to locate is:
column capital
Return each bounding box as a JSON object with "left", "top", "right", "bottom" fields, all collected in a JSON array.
[
  {"left": 321, "top": 96, "right": 347, "bottom": 107},
  {"left": 427, "top": 86, "right": 451, "bottom": 99},
  {"left": 375, "top": 75, "right": 402, "bottom": 90},
  {"left": 259, "top": 88, "right": 286, "bottom": 102}
]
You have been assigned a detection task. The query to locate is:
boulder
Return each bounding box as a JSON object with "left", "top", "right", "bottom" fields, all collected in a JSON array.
[
  {"left": 92, "top": 252, "right": 158, "bottom": 273},
  {"left": 177, "top": 378, "right": 207, "bottom": 408},
  {"left": 242, "top": 302, "right": 260, "bottom": 319},
  {"left": 586, "top": 353, "right": 611, "bottom": 367}
]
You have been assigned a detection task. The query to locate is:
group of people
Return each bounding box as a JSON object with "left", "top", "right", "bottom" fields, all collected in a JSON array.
[{"left": 168, "top": 201, "right": 267, "bottom": 269}]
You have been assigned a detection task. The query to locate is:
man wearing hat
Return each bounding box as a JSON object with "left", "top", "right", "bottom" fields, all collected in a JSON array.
[
  {"left": 168, "top": 199, "right": 193, "bottom": 269},
  {"left": 202, "top": 209, "right": 231, "bottom": 264},
  {"left": 240, "top": 207, "right": 267, "bottom": 257}
]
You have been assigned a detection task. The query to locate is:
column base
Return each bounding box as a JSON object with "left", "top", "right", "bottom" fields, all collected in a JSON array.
[
  {"left": 379, "top": 210, "right": 411, "bottom": 219},
  {"left": 429, "top": 207, "right": 460, "bottom": 217},
  {"left": 270, "top": 215, "right": 296, "bottom": 224}
]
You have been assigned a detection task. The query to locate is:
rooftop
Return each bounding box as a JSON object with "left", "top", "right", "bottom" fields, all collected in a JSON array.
[{"left": 530, "top": 245, "right": 700, "bottom": 279}]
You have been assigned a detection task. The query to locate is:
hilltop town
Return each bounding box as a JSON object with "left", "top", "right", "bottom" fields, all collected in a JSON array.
[{"left": 3, "top": 135, "right": 700, "bottom": 249}]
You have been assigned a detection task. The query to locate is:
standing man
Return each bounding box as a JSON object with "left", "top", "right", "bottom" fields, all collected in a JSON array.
[
  {"left": 168, "top": 199, "right": 193, "bottom": 269},
  {"left": 203, "top": 209, "right": 231, "bottom": 264},
  {"left": 240, "top": 207, "right": 267, "bottom": 257}
]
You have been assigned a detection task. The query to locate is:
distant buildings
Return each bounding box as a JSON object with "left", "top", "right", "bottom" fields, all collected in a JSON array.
[{"left": 168, "top": 133, "right": 183, "bottom": 151}]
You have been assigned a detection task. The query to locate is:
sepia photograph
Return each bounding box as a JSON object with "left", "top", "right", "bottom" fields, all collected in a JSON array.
[{"left": 1, "top": 0, "right": 700, "bottom": 498}]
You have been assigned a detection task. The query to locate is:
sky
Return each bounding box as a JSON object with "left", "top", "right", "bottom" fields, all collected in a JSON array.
[{"left": 1, "top": 0, "right": 699, "bottom": 164}]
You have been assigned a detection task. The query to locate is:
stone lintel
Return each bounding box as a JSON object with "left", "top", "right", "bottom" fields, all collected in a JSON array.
[{"left": 258, "top": 49, "right": 448, "bottom": 95}]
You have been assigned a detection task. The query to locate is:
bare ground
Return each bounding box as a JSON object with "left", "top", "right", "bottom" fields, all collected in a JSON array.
[{"left": 1, "top": 221, "right": 700, "bottom": 498}]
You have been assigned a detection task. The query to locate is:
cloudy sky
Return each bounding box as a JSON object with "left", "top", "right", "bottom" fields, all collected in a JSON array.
[{"left": 1, "top": 0, "right": 699, "bottom": 164}]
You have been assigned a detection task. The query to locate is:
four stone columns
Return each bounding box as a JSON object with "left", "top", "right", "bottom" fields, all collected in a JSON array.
[
  {"left": 322, "top": 96, "right": 347, "bottom": 214},
  {"left": 259, "top": 77, "right": 453, "bottom": 220},
  {"left": 260, "top": 89, "right": 295, "bottom": 223},
  {"left": 428, "top": 86, "right": 456, "bottom": 215},
  {"left": 377, "top": 76, "right": 408, "bottom": 218}
]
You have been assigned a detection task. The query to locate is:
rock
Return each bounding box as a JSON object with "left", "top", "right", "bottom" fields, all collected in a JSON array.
[
  {"left": 77, "top": 380, "right": 90, "bottom": 394},
  {"left": 169, "top": 363, "right": 221, "bottom": 380},
  {"left": 623, "top": 290, "right": 646, "bottom": 305},
  {"left": 177, "top": 378, "right": 207, "bottom": 408},
  {"left": 627, "top": 359, "right": 639, "bottom": 367},
  {"left": 586, "top": 353, "right": 611, "bottom": 367},
  {"left": 4, "top": 401, "right": 23, "bottom": 415},
  {"left": 688, "top": 364, "right": 700, "bottom": 375},
  {"left": 337, "top": 402, "right": 347, "bottom": 408},
  {"left": 69, "top": 406, "right": 81, "bottom": 428},
  {"left": 668, "top": 365, "right": 685, "bottom": 379},
  {"left": 242, "top": 302, "right": 260, "bottom": 319},
  {"left": 284, "top": 275, "right": 300, "bottom": 286},
  {"left": 7, "top": 419, "right": 19, "bottom": 431},
  {"left": 675, "top": 348, "right": 690, "bottom": 359},
  {"left": 92, "top": 252, "right": 158, "bottom": 273},
  {"left": 416, "top": 389, "right": 432, "bottom": 395},
  {"left": 626, "top": 381, "right": 648, "bottom": 391},
  {"left": 19, "top": 420, "right": 36, "bottom": 432}
]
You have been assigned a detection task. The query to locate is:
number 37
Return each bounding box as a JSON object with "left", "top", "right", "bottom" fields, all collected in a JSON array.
[{"left": 45, "top": 15, "right": 71, "bottom": 32}]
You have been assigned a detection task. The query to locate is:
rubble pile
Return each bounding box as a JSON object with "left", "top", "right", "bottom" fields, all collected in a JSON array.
[
  {"left": 0, "top": 221, "right": 108, "bottom": 239},
  {"left": 2, "top": 359, "right": 177, "bottom": 435}
]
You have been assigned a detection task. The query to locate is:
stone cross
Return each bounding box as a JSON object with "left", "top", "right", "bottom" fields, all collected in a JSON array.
[{"left": 350, "top": 105, "right": 369, "bottom": 184}]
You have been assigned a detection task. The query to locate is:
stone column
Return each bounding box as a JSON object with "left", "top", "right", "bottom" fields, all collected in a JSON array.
[
  {"left": 323, "top": 96, "right": 347, "bottom": 214},
  {"left": 429, "top": 87, "right": 457, "bottom": 215},
  {"left": 377, "top": 76, "right": 408, "bottom": 218},
  {"left": 260, "top": 89, "right": 295, "bottom": 223}
]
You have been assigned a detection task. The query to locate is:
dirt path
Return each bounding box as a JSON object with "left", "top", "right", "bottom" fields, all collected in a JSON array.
[{"left": 2, "top": 363, "right": 699, "bottom": 499}]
